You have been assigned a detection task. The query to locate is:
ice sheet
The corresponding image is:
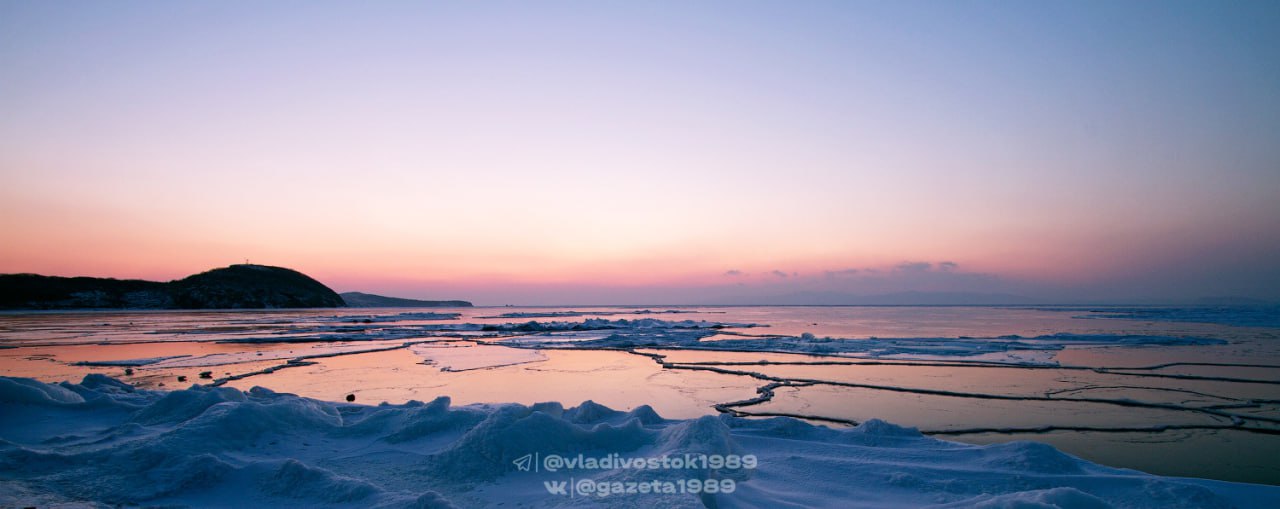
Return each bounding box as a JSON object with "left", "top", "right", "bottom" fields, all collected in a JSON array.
[
  {"left": 2, "top": 375, "right": 1276, "bottom": 508},
  {"left": 410, "top": 344, "right": 548, "bottom": 372}
]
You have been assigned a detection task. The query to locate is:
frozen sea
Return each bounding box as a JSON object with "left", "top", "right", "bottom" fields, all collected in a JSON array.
[{"left": 2, "top": 305, "right": 1279, "bottom": 507}]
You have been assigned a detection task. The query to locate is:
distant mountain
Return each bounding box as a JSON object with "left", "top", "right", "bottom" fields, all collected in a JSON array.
[
  {"left": 713, "top": 291, "right": 1037, "bottom": 306},
  {"left": 340, "top": 292, "right": 472, "bottom": 308},
  {"left": 0, "top": 264, "right": 345, "bottom": 310}
]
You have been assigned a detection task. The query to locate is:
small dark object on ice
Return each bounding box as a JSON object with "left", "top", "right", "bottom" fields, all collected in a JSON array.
[
  {"left": 177, "top": 376, "right": 187, "bottom": 382},
  {"left": 124, "top": 368, "right": 134, "bottom": 376},
  {"left": 346, "top": 394, "right": 356, "bottom": 402},
  {"left": 199, "top": 371, "right": 212, "bottom": 379}
]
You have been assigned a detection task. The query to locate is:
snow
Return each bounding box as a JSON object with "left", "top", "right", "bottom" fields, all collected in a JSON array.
[
  {"left": 479, "top": 310, "right": 695, "bottom": 319},
  {"left": 507, "top": 331, "right": 1227, "bottom": 364},
  {"left": 0, "top": 377, "right": 86, "bottom": 405},
  {"left": 2, "top": 375, "right": 1277, "bottom": 508},
  {"left": 320, "top": 312, "right": 462, "bottom": 323},
  {"left": 206, "top": 317, "right": 737, "bottom": 344},
  {"left": 188, "top": 313, "right": 1225, "bottom": 366},
  {"left": 475, "top": 318, "right": 754, "bottom": 332},
  {"left": 146, "top": 312, "right": 1230, "bottom": 366}
]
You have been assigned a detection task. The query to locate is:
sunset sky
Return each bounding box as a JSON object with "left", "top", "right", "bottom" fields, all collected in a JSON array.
[{"left": 2, "top": 1, "right": 1278, "bottom": 305}]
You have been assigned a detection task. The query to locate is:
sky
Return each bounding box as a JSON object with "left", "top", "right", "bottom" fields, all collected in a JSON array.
[{"left": 2, "top": 1, "right": 1278, "bottom": 305}]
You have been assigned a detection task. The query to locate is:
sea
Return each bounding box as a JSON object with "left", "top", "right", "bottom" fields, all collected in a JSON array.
[{"left": 2, "top": 305, "right": 1277, "bottom": 485}]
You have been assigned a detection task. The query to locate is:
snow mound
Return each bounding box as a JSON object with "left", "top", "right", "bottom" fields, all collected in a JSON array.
[
  {"left": 258, "top": 459, "right": 381, "bottom": 503},
  {"left": 934, "top": 487, "right": 1112, "bottom": 509},
  {"left": 0, "top": 377, "right": 85, "bottom": 405},
  {"left": 1, "top": 376, "right": 1276, "bottom": 508},
  {"left": 75, "top": 373, "right": 136, "bottom": 393},
  {"left": 981, "top": 440, "right": 1087, "bottom": 475},
  {"left": 421, "top": 404, "right": 655, "bottom": 481}
]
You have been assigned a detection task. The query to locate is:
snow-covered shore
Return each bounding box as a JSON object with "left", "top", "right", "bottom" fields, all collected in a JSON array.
[{"left": 2, "top": 375, "right": 1276, "bottom": 508}]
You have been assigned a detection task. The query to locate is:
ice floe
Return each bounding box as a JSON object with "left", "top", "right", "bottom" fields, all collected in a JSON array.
[
  {"left": 74, "top": 355, "right": 193, "bottom": 366},
  {"left": 410, "top": 344, "right": 547, "bottom": 372},
  {"left": 506, "top": 331, "right": 1227, "bottom": 364},
  {"left": 319, "top": 312, "right": 462, "bottom": 323},
  {"left": 172, "top": 313, "right": 1233, "bottom": 366},
  {"left": 478, "top": 310, "right": 696, "bottom": 319},
  {"left": 475, "top": 318, "right": 754, "bottom": 332},
  {"left": 149, "top": 344, "right": 413, "bottom": 369}
]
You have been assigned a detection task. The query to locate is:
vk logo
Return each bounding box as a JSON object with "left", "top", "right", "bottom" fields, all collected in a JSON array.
[{"left": 543, "top": 481, "right": 568, "bottom": 495}]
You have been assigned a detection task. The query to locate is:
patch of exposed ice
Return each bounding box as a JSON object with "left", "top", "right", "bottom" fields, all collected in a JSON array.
[
  {"left": 218, "top": 327, "right": 453, "bottom": 343},
  {"left": 411, "top": 344, "right": 547, "bottom": 372},
  {"left": 1, "top": 376, "right": 1276, "bottom": 508},
  {"left": 74, "top": 355, "right": 192, "bottom": 366},
  {"left": 146, "top": 344, "right": 410, "bottom": 368},
  {"left": 1071, "top": 306, "right": 1280, "bottom": 328}
]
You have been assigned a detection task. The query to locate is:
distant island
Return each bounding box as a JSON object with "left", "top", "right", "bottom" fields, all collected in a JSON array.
[
  {"left": 0, "top": 264, "right": 346, "bottom": 310},
  {"left": 340, "top": 292, "right": 472, "bottom": 308}
]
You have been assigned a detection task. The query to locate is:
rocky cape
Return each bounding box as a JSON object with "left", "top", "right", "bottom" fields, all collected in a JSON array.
[{"left": 0, "top": 264, "right": 346, "bottom": 310}]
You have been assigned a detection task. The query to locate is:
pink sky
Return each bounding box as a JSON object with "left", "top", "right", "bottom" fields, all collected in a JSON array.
[{"left": 2, "top": 3, "right": 1278, "bottom": 304}]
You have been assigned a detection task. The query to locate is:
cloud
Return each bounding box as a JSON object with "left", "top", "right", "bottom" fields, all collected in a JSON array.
[
  {"left": 894, "top": 261, "right": 959, "bottom": 273},
  {"left": 771, "top": 270, "right": 789, "bottom": 278},
  {"left": 895, "top": 261, "right": 932, "bottom": 272},
  {"left": 723, "top": 269, "right": 745, "bottom": 277},
  {"left": 824, "top": 268, "right": 859, "bottom": 279}
]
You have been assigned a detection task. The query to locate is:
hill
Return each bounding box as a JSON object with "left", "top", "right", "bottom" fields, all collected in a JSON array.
[
  {"left": 0, "top": 264, "right": 345, "bottom": 310},
  {"left": 340, "top": 292, "right": 472, "bottom": 308}
]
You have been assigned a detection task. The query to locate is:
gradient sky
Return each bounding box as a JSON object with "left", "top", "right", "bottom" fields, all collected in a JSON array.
[{"left": 2, "top": 1, "right": 1278, "bottom": 305}]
